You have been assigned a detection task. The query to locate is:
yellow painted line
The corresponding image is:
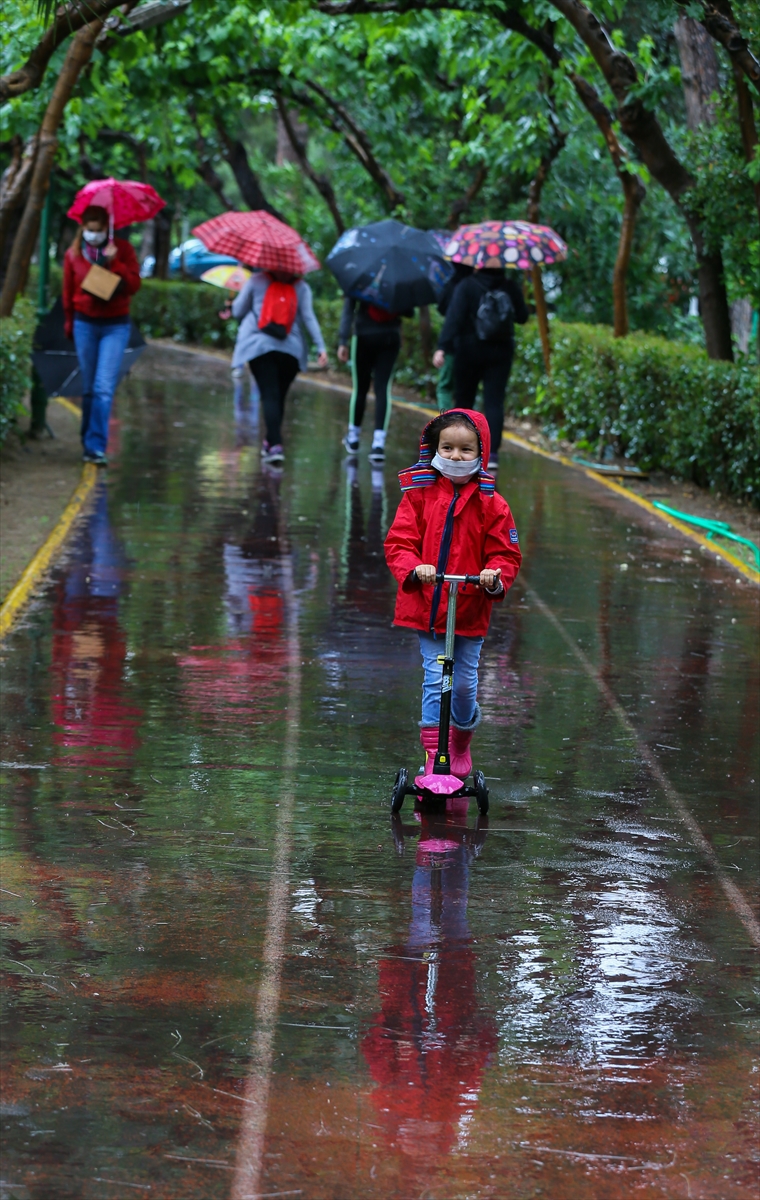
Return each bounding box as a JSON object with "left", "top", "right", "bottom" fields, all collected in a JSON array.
[
  {"left": 304, "top": 381, "right": 760, "bottom": 583},
  {"left": 0, "top": 463, "right": 97, "bottom": 643},
  {"left": 54, "top": 395, "right": 81, "bottom": 419}
]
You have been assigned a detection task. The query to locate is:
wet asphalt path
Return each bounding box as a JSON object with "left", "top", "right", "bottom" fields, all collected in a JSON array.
[{"left": 1, "top": 347, "right": 758, "bottom": 1199}]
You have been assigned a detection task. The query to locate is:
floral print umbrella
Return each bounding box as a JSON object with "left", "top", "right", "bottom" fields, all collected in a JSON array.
[{"left": 444, "top": 220, "right": 567, "bottom": 270}]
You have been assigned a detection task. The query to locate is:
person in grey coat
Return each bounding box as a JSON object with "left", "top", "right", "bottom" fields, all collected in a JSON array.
[{"left": 232, "top": 270, "right": 327, "bottom": 465}]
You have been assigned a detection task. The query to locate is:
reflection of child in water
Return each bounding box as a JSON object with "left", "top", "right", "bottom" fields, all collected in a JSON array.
[
  {"left": 363, "top": 809, "right": 496, "bottom": 1165},
  {"left": 384, "top": 408, "right": 521, "bottom": 781}
]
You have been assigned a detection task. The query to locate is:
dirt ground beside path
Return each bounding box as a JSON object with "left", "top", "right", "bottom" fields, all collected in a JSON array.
[{"left": 0, "top": 398, "right": 83, "bottom": 602}]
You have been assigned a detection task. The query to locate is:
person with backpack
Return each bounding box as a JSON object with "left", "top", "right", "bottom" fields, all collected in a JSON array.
[
  {"left": 432, "top": 267, "right": 528, "bottom": 469},
  {"left": 337, "top": 297, "right": 413, "bottom": 464},
  {"left": 232, "top": 269, "right": 328, "bottom": 466}
]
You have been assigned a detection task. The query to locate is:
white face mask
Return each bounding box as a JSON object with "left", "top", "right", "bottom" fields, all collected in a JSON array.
[
  {"left": 83, "top": 229, "right": 107, "bottom": 246},
  {"left": 431, "top": 452, "right": 481, "bottom": 479}
]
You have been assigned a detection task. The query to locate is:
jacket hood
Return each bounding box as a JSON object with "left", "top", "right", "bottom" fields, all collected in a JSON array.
[{"left": 398, "top": 408, "right": 494, "bottom": 494}]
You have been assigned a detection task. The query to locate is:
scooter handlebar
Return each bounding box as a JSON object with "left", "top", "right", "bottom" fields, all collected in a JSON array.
[{"left": 436, "top": 573, "right": 483, "bottom": 584}]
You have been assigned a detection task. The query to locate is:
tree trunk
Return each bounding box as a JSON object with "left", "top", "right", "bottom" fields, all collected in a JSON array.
[
  {"left": 567, "top": 75, "right": 645, "bottom": 337},
  {"left": 0, "top": 135, "right": 37, "bottom": 274},
  {"left": 526, "top": 114, "right": 566, "bottom": 373},
  {"left": 549, "top": 0, "right": 733, "bottom": 360},
  {"left": 0, "top": 19, "right": 103, "bottom": 318},
  {"left": 611, "top": 173, "right": 640, "bottom": 337},
  {"left": 214, "top": 116, "right": 281, "bottom": 217},
  {"left": 674, "top": 16, "right": 721, "bottom": 131},
  {"left": 275, "top": 95, "right": 344, "bottom": 234},
  {"left": 686, "top": 215, "right": 734, "bottom": 359},
  {"left": 732, "top": 62, "right": 760, "bottom": 225},
  {"left": 153, "top": 203, "right": 173, "bottom": 279},
  {"left": 674, "top": 14, "right": 734, "bottom": 360}
]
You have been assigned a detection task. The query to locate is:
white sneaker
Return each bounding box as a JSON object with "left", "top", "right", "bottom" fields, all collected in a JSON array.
[{"left": 343, "top": 433, "right": 360, "bottom": 455}]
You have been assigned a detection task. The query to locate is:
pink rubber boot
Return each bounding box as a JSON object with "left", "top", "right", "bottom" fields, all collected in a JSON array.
[
  {"left": 418, "top": 727, "right": 440, "bottom": 777},
  {"left": 449, "top": 726, "right": 474, "bottom": 781}
]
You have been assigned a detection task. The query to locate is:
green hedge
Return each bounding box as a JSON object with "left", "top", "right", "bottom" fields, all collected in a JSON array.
[
  {"left": 0, "top": 298, "right": 35, "bottom": 443},
  {"left": 510, "top": 321, "right": 760, "bottom": 501},
  {"left": 93, "top": 277, "right": 758, "bottom": 501},
  {"left": 131, "top": 279, "right": 238, "bottom": 347}
]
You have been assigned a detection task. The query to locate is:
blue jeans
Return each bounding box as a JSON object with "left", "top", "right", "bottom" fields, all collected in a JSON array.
[
  {"left": 418, "top": 633, "right": 483, "bottom": 727},
  {"left": 73, "top": 318, "right": 131, "bottom": 456}
]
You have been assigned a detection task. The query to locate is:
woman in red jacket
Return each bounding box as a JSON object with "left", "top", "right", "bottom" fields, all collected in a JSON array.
[
  {"left": 384, "top": 408, "right": 521, "bottom": 779},
  {"left": 63, "top": 205, "right": 141, "bottom": 465}
]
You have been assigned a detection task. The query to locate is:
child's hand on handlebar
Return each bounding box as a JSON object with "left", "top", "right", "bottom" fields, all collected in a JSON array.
[
  {"left": 480, "top": 567, "right": 502, "bottom": 590},
  {"left": 415, "top": 564, "right": 437, "bottom": 585}
]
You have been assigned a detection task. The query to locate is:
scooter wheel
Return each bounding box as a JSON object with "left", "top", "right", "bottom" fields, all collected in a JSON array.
[
  {"left": 474, "top": 769, "right": 489, "bottom": 815},
  {"left": 391, "top": 768, "right": 408, "bottom": 813}
]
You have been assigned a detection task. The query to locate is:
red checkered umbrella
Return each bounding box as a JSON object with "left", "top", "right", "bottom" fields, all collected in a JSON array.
[{"left": 192, "top": 211, "right": 320, "bottom": 275}]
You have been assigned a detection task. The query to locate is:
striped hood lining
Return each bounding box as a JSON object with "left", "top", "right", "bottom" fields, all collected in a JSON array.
[{"left": 398, "top": 408, "right": 495, "bottom": 495}]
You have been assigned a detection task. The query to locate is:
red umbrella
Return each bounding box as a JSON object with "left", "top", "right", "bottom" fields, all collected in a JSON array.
[
  {"left": 67, "top": 177, "right": 165, "bottom": 230},
  {"left": 193, "top": 211, "right": 320, "bottom": 276}
]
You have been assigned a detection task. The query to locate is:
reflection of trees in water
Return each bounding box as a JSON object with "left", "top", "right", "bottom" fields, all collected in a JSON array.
[
  {"left": 51, "top": 487, "right": 140, "bottom": 767},
  {"left": 362, "top": 809, "right": 496, "bottom": 1170}
]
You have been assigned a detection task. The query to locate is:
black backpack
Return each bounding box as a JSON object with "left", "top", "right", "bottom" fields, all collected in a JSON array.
[{"left": 474, "top": 281, "right": 514, "bottom": 343}]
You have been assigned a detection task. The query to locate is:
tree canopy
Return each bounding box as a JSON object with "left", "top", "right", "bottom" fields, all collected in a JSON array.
[{"left": 1, "top": 0, "right": 758, "bottom": 351}]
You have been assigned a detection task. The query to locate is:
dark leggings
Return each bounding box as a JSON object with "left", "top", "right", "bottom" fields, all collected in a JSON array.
[
  {"left": 453, "top": 338, "right": 514, "bottom": 455},
  {"left": 249, "top": 351, "right": 300, "bottom": 446},
  {"left": 349, "top": 330, "right": 400, "bottom": 431}
]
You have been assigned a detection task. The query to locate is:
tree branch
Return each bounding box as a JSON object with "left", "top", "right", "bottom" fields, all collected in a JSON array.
[
  {"left": 0, "top": 0, "right": 127, "bottom": 102},
  {"left": 275, "top": 94, "right": 345, "bottom": 233},
  {"left": 186, "top": 106, "right": 234, "bottom": 209},
  {"left": 699, "top": 1, "right": 760, "bottom": 93},
  {"left": 304, "top": 80, "right": 406, "bottom": 209},
  {"left": 213, "top": 114, "right": 282, "bottom": 217},
  {"left": 0, "top": 16, "right": 104, "bottom": 316},
  {"left": 446, "top": 162, "right": 487, "bottom": 229}
]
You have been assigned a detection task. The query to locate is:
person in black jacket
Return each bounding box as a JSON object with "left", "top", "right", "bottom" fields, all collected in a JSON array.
[
  {"left": 435, "top": 263, "right": 473, "bottom": 410},
  {"left": 338, "top": 297, "right": 411, "bottom": 464},
  {"left": 433, "top": 268, "right": 528, "bottom": 468}
]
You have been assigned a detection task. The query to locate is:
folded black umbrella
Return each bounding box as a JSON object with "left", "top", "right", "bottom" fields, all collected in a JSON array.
[
  {"left": 326, "top": 219, "right": 453, "bottom": 312},
  {"left": 32, "top": 298, "right": 146, "bottom": 398}
]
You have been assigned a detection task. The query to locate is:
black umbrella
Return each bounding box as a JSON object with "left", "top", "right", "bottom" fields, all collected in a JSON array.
[
  {"left": 326, "top": 219, "right": 453, "bottom": 312},
  {"left": 32, "top": 298, "right": 146, "bottom": 398}
]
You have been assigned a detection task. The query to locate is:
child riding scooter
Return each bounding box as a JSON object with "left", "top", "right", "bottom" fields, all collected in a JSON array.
[{"left": 384, "top": 409, "right": 522, "bottom": 809}]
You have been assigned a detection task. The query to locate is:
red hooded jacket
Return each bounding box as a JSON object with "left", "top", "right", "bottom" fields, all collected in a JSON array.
[
  {"left": 63, "top": 237, "right": 141, "bottom": 337},
  {"left": 384, "top": 409, "right": 521, "bottom": 637}
]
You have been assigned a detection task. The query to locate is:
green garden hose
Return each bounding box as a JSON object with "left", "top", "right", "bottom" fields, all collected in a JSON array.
[{"left": 652, "top": 502, "right": 760, "bottom": 570}]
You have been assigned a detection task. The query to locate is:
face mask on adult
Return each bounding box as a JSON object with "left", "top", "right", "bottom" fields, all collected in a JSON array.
[
  {"left": 431, "top": 452, "right": 481, "bottom": 479},
  {"left": 83, "top": 229, "right": 107, "bottom": 246}
]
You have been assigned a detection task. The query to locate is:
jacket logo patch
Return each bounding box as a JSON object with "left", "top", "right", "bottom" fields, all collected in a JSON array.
[{"left": 509, "top": 528, "right": 519, "bottom": 543}]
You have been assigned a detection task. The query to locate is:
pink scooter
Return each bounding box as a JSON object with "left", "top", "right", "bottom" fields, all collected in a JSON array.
[{"left": 391, "top": 573, "right": 489, "bottom": 815}]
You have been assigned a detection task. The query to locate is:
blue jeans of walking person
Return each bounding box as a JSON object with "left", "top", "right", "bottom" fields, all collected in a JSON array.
[
  {"left": 418, "top": 632, "right": 483, "bottom": 727},
  {"left": 73, "top": 317, "right": 131, "bottom": 457}
]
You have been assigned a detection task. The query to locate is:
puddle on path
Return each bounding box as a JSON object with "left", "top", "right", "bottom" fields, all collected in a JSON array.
[{"left": 1, "top": 351, "right": 758, "bottom": 1199}]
